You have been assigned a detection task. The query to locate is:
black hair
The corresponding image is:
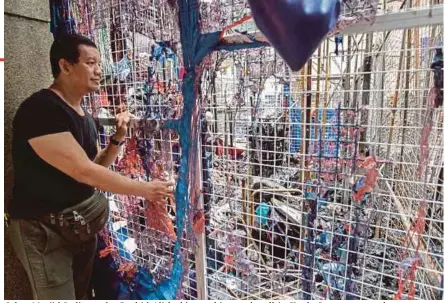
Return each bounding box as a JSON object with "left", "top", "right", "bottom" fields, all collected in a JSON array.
[{"left": 50, "top": 33, "right": 97, "bottom": 78}]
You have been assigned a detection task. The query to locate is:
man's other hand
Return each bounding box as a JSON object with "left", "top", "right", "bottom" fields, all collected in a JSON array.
[
  {"left": 114, "top": 111, "right": 134, "bottom": 141},
  {"left": 144, "top": 180, "right": 175, "bottom": 204}
]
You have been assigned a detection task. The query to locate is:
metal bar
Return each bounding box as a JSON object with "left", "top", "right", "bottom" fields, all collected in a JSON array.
[
  {"left": 97, "top": 117, "right": 117, "bottom": 126},
  {"left": 195, "top": 133, "right": 208, "bottom": 300},
  {"left": 97, "top": 117, "right": 163, "bottom": 127},
  {"left": 219, "top": 5, "right": 443, "bottom": 42},
  {"left": 342, "top": 5, "right": 443, "bottom": 34}
]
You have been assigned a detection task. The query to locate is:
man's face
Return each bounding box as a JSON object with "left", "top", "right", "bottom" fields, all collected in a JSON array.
[{"left": 67, "top": 45, "right": 102, "bottom": 93}]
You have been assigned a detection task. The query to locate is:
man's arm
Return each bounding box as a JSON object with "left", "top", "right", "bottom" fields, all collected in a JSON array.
[
  {"left": 94, "top": 111, "right": 132, "bottom": 168},
  {"left": 94, "top": 140, "right": 121, "bottom": 167},
  {"left": 29, "top": 132, "right": 174, "bottom": 202}
]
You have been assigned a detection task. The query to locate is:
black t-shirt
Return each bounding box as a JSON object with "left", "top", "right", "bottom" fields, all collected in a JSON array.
[{"left": 10, "top": 89, "right": 99, "bottom": 219}]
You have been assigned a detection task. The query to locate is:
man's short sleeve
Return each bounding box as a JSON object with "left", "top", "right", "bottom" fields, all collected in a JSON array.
[{"left": 14, "top": 95, "right": 71, "bottom": 141}]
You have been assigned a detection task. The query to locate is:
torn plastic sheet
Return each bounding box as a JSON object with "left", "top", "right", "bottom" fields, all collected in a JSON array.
[
  {"left": 94, "top": 233, "right": 179, "bottom": 300},
  {"left": 113, "top": 56, "right": 131, "bottom": 81}
]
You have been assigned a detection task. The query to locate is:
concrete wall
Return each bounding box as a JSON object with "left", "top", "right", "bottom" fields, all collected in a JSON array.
[{"left": 4, "top": 0, "right": 53, "bottom": 299}]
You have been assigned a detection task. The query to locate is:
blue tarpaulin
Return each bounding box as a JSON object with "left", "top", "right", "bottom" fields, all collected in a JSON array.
[{"left": 289, "top": 106, "right": 339, "bottom": 156}]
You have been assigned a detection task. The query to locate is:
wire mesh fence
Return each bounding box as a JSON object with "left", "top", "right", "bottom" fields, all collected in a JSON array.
[
  {"left": 58, "top": 0, "right": 443, "bottom": 300},
  {"left": 199, "top": 1, "right": 444, "bottom": 300}
]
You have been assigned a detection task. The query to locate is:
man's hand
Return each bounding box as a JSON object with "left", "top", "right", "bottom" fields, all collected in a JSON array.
[
  {"left": 114, "top": 111, "right": 133, "bottom": 141},
  {"left": 95, "top": 110, "right": 134, "bottom": 167},
  {"left": 143, "top": 180, "right": 175, "bottom": 204}
]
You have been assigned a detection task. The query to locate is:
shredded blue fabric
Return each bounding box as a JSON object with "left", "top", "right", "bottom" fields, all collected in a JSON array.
[{"left": 50, "top": 0, "right": 77, "bottom": 39}]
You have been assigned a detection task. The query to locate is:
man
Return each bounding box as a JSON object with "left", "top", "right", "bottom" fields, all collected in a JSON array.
[{"left": 8, "top": 34, "right": 174, "bottom": 299}]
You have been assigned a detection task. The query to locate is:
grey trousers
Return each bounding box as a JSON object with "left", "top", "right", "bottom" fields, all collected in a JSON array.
[{"left": 8, "top": 191, "right": 109, "bottom": 300}]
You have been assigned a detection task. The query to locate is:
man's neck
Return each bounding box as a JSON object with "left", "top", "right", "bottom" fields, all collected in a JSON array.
[{"left": 49, "top": 80, "right": 84, "bottom": 109}]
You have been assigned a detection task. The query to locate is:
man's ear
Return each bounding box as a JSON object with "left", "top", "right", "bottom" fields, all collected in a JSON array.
[{"left": 58, "top": 58, "right": 73, "bottom": 75}]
